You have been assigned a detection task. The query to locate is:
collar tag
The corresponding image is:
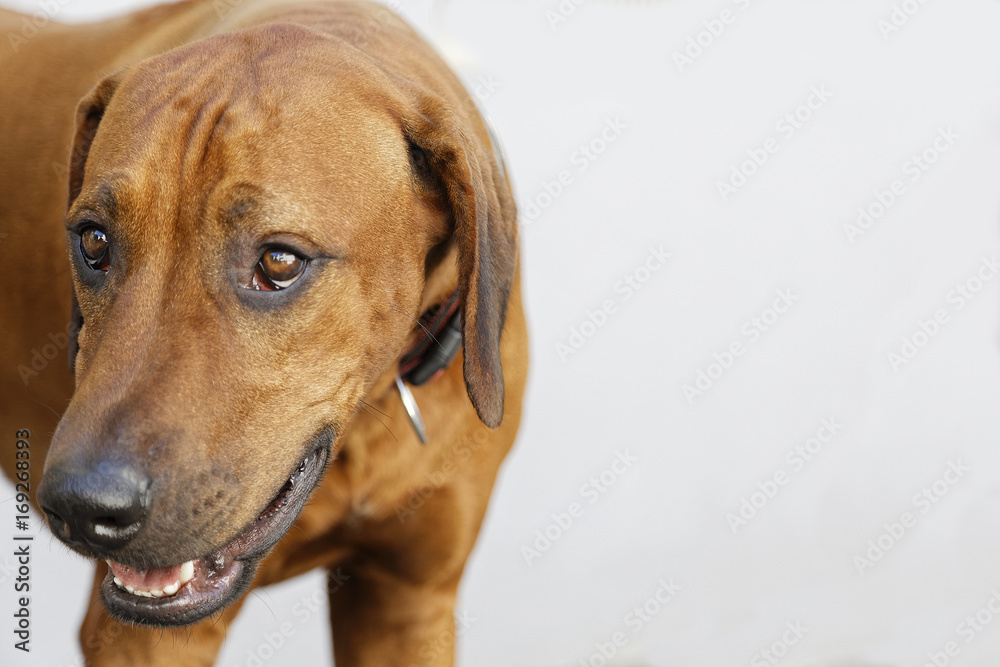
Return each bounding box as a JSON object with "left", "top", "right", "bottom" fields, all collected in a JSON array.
[{"left": 395, "top": 375, "right": 428, "bottom": 444}]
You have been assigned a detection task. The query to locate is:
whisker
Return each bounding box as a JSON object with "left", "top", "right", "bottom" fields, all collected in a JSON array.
[
  {"left": 359, "top": 401, "right": 397, "bottom": 443},
  {"left": 29, "top": 398, "right": 63, "bottom": 419},
  {"left": 387, "top": 302, "right": 437, "bottom": 345},
  {"left": 249, "top": 589, "right": 277, "bottom": 623},
  {"left": 359, "top": 399, "right": 391, "bottom": 419}
]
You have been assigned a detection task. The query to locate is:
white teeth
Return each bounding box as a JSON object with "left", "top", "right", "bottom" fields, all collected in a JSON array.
[{"left": 107, "top": 559, "right": 195, "bottom": 598}]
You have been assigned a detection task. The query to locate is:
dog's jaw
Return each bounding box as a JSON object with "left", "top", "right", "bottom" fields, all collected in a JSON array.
[{"left": 100, "top": 441, "right": 330, "bottom": 626}]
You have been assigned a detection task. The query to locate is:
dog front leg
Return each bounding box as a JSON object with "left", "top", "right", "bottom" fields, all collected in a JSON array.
[
  {"left": 327, "top": 563, "right": 460, "bottom": 667},
  {"left": 80, "top": 561, "right": 245, "bottom": 666}
]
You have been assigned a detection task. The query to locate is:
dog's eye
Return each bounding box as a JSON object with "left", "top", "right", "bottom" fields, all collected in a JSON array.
[
  {"left": 80, "top": 227, "right": 110, "bottom": 271},
  {"left": 250, "top": 249, "right": 306, "bottom": 291}
]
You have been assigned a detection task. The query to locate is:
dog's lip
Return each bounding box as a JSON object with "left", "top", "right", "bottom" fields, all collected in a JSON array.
[{"left": 100, "top": 444, "right": 330, "bottom": 626}]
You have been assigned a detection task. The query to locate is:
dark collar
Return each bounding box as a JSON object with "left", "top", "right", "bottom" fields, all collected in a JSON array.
[
  {"left": 399, "top": 291, "right": 462, "bottom": 386},
  {"left": 395, "top": 291, "right": 462, "bottom": 444}
]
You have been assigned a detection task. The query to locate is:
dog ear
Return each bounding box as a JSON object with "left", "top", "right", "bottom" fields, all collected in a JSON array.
[
  {"left": 68, "top": 72, "right": 122, "bottom": 207},
  {"left": 403, "top": 100, "right": 518, "bottom": 429},
  {"left": 67, "top": 72, "right": 122, "bottom": 372}
]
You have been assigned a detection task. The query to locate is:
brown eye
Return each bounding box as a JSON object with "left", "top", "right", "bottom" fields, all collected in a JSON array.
[
  {"left": 251, "top": 249, "right": 306, "bottom": 291},
  {"left": 80, "top": 227, "right": 110, "bottom": 271}
]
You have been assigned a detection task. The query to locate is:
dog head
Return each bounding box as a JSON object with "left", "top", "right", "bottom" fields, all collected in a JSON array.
[{"left": 37, "top": 21, "right": 516, "bottom": 626}]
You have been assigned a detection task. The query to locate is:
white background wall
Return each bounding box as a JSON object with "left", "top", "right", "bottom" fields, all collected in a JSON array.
[{"left": 2, "top": 0, "right": 1000, "bottom": 665}]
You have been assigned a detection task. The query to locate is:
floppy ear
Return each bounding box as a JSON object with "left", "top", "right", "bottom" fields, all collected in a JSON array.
[
  {"left": 403, "top": 99, "right": 518, "bottom": 428},
  {"left": 68, "top": 72, "right": 122, "bottom": 207},
  {"left": 67, "top": 72, "right": 122, "bottom": 372}
]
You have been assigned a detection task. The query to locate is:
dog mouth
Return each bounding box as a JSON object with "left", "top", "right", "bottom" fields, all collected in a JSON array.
[{"left": 100, "top": 444, "right": 329, "bottom": 626}]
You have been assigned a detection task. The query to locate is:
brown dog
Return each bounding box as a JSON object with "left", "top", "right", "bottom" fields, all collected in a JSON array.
[{"left": 0, "top": 0, "right": 527, "bottom": 664}]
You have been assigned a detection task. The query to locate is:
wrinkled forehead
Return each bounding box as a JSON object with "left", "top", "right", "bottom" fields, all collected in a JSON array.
[{"left": 75, "top": 25, "right": 411, "bottom": 237}]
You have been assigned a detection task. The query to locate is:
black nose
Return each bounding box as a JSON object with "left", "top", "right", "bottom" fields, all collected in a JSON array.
[{"left": 38, "top": 461, "right": 151, "bottom": 555}]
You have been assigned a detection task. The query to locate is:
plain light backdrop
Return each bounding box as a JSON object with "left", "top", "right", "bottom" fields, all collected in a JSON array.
[{"left": 2, "top": 0, "right": 1000, "bottom": 665}]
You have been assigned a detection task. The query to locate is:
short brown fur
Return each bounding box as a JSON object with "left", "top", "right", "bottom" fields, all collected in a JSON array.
[{"left": 0, "top": 1, "right": 527, "bottom": 664}]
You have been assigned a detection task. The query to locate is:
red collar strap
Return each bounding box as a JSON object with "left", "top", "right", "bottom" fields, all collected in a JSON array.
[{"left": 398, "top": 291, "right": 463, "bottom": 386}]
